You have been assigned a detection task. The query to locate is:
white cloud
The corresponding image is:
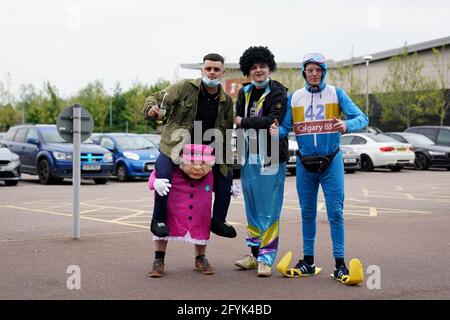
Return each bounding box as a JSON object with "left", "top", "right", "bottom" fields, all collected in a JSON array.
[{"left": 1, "top": 0, "right": 449, "bottom": 97}]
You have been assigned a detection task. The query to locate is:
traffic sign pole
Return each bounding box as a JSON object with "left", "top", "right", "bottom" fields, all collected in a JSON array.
[
  {"left": 57, "top": 104, "right": 94, "bottom": 240},
  {"left": 73, "top": 105, "right": 81, "bottom": 239}
]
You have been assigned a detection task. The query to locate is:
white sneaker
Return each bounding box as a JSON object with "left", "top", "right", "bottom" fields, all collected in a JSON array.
[
  {"left": 234, "top": 255, "right": 258, "bottom": 270},
  {"left": 257, "top": 262, "right": 272, "bottom": 277}
]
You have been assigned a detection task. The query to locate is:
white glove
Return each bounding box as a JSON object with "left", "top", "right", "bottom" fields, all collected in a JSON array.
[
  {"left": 154, "top": 178, "right": 172, "bottom": 196},
  {"left": 230, "top": 182, "right": 241, "bottom": 199}
]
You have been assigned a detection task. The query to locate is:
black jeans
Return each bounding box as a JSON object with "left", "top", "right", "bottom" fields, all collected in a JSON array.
[{"left": 152, "top": 153, "right": 232, "bottom": 222}]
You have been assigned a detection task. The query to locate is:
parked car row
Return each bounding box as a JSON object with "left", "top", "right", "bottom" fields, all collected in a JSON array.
[
  {"left": 385, "top": 132, "right": 450, "bottom": 170},
  {"left": 1, "top": 125, "right": 448, "bottom": 186},
  {"left": 1, "top": 125, "right": 163, "bottom": 185},
  {"left": 339, "top": 126, "right": 450, "bottom": 172},
  {"left": 341, "top": 133, "right": 415, "bottom": 171},
  {"left": 2, "top": 124, "right": 114, "bottom": 185}
]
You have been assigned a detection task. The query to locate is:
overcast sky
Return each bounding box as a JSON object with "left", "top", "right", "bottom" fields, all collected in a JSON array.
[{"left": 1, "top": 0, "right": 449, "bottom": 97}]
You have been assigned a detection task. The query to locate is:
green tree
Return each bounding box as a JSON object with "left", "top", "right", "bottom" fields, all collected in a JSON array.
[
  {"left": 122, "top": 79, "right": 170, "bottom": 133},
  {"left": 328, "top": 60, "right": 365, "bottom": 114},
  {"left": 0, "top": 73, "right": 15, "bottom": 106},
  {"left": 376, "top": 45, "right": 434, "bottom": 128},
  {"left": 0, "top": 74, "right": 19, "bottom": 130},
  {"left": 272, "top": 68, "right": 305, "bottom": 94},
  {"left": 17, "top": 84, "right": 38, "bottom": 124},
  {"left": 23, "top": 82, "right": 64, "bottom": 124},
  {"left": 0, "top": 104, "right": 19, "bottom": 131},
  {"left": 70, "top": 81, "right": 109, "bottom": 132},
  {"left": 428, "top": 48, "right": 449, "bottom": 126}
]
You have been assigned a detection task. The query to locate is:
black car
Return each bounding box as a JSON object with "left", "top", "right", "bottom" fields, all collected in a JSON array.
[
  {"left": 385, "top": 132, "right": 450, "bottom": 170},
  {"left": 405, "top": 126, "right": 450, "bottom": 147}
]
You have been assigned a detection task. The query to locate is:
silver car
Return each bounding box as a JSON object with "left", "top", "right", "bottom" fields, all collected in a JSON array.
[
  {"left": 287, "top": 133, "right": 298, "bottom": 174},
  {"left": 341, "top": 145, "right": 361, "bottom": 173},
  {"left": 0, "top": 142, "right": 21, "bottom": 186}
]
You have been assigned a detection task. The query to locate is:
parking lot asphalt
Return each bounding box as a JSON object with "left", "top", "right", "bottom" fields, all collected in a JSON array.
[{"left": 1, "top": 169, "right": 449, "bottom": 300}]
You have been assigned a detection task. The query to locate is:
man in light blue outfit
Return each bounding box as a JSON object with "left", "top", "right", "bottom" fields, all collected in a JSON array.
[
  {"left": 233, "top": 46, "right": 289, "bottom": 277},
  {"left": 270, "top": 53, "right": 368, "bottom": 283}
]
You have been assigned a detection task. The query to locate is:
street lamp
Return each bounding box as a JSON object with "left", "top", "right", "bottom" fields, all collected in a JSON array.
[{"left": 362, "top": 55, "right": 373, "bottom": 132}]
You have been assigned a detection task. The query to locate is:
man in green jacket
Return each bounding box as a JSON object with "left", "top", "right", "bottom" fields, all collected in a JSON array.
[{"left": 143, "top": 53, "right": 236, "bottom": 240}]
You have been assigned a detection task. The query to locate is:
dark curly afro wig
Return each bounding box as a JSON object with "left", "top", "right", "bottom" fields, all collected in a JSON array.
[{"left": 239, "top": 46, "right": 276, "bottom": 76}]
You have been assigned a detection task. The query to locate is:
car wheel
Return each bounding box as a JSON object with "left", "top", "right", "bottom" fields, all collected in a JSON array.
[
  {"left": 288, "top": 168, "right": 296, "bottom": 175},
  {"left": 4, "top": 180, "right": 19, "bottom": 186},
  {"left": 345, "top": 170, "right": 356, "bottom": 174},
  {"left": 360, "top": 155, "right": 374, "bottom": 171},
  {"left": 38, "top": 159, "right": 54, "bottom": 185},
  {"left": 414, "top": 153, "right": 429, "bottom": 170},
  {"left": 390, "top": 165, "right": 402, "bottom": 172},
  {"left": 116, "top": 165, "right": 129, "bottom": 182},
  {"left": 93, "top": 178, "right": 108, "bottom": 185}
]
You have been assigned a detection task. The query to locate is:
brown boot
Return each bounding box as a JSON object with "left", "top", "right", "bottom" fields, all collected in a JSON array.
[{"left": 149, "top": 258, "right": 165, "bottom": 278}]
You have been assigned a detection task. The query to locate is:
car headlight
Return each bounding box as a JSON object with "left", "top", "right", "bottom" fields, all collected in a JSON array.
[
  {"left": 52, "top": 151, "right": 73, "bottom": 160},
  {"left": 103, "top": 152, "right": 113, "bottom": 162},
  {"left": 429, "top": 151, "right": 446, "bottom": 156},
  {"left": 123, "top": 151, "right": 140, "bottom": 160},
  {"left": 10, "top": 155, "right": 20, "bottom": 166}
]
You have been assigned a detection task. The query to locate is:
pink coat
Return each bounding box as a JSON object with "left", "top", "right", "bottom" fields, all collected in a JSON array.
[{"left": 148, "top": 168, "right": 213, "bottom": 244}]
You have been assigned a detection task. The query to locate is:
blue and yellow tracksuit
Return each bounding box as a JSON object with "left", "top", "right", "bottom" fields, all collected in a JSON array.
[
  {"left": 237, "top": 80, "right": 288, "bottom": 267},
  {"left": 278, "top": 61, "right": 368, "bottom": 259}
]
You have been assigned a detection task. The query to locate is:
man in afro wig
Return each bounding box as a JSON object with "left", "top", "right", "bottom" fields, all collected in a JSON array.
[{"left": 239, "top": 46, "right": 277, "bottom": 76}]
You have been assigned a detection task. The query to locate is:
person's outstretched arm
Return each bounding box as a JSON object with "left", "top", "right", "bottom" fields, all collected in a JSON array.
[{"left": 336, "top": 88, "right": 369, "bottom": 132}]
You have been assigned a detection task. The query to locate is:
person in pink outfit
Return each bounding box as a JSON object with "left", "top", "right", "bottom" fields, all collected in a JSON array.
[{"left": 148, "top": 144, "right": 217, "bottom": 277}]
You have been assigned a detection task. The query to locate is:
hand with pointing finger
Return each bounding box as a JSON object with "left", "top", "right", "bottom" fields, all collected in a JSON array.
[
  {"left": 269, "top": 118, "right": 279, "bottom": 136},
  {"left": 332, "top": 117, "right": 347, "bottom": 134},
  {"left": 147, "top": 104, "right": 161, "bottom": 119}
]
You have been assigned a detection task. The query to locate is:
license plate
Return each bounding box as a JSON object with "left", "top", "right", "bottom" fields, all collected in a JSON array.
[
  {"left": 144, "top": 163, "right": 155, "bottom": 172},
  {"left": 82, "top": 164, "right": 101, "bottom": 170},
  {"left": 344, "top": 159, "right": 357, "bottom": 163},
  {"left": 396, "top": 148, "right": 407, "bottom": 152}
]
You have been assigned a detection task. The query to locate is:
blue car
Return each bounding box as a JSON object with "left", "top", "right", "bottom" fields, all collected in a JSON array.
[
  {"left": 2, "top": 124, "right": 114, "bottom": 184},
  {"left": 95, "top": 133, "right": 159, "bottom": 181}
]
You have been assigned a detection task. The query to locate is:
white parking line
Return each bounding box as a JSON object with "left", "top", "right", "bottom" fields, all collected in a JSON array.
[
  {"left": 3, "top": 205, "right": 148, "bottom": 229},
  {"left": 0, "top": 230, "right": 148, "bottom": 243},
  {"left": 362, "top": 188, "right": 369, "bottom": 196},
  {"left": 112, "top": 211, "right": 147, "bottom": 222},
  {"left": 80, "top": 202, "right": 146, "bottom": 213}
]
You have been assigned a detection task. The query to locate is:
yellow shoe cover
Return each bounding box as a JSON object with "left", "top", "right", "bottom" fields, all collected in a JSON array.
[
  {"left": 276, "top": 251, "right": 321, "bottom": 278},
  {"left": 276, "top": 251, "right": 292, "bottom": 275},
  {"left": 345, "top": 258, "right": 364, "bottom": 285},
  {"left": 331, "top": 258, "right": 364, "bottom": 285}
]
